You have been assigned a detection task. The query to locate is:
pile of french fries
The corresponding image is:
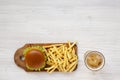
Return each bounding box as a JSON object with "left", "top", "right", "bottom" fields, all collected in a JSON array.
[{"left": 44, "top": 41, "right": 78, "bottom": 73}]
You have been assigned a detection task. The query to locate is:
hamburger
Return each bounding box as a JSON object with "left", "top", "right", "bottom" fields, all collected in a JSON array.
[{"left": 23, "top": 46, "right": 46, "bottom": 71}]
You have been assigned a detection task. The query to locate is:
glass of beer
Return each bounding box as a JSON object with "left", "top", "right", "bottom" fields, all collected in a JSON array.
[{"left": 84, "top": 51, "right": 105, "bottom": 71}]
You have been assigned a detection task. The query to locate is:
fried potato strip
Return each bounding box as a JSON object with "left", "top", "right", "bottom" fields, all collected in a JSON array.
[{"left": 44, "top": 41, "right": 78, "bottom": 73}]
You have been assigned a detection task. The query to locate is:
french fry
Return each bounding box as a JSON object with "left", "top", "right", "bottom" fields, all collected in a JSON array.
[{"left": 44, "top": 42, "right": 78, "bottom": 73}]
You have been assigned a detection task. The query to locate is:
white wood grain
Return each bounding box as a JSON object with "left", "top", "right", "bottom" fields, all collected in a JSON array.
[{"left": 0, "top": 0, "right": 120, "bottom": 80}]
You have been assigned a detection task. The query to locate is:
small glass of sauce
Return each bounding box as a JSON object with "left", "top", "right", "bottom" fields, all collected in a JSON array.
[{"left": 84, "top": 51, "right": 105, "bottom": 71}]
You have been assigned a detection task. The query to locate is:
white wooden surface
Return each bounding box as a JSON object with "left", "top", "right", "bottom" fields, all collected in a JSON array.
[{"left": 0, "top": 0, "right": 120, "bottom": 80}]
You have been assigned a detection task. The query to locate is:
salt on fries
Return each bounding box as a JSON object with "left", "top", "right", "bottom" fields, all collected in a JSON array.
[{"left": 43, "top": 41, "right": 78, "bottom": 73}]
